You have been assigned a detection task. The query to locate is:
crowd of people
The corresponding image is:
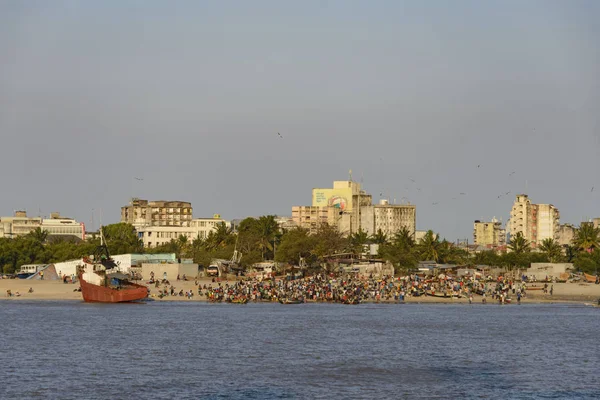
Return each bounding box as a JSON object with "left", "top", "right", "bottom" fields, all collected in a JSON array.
[{"left": 146, "top": 272, "right": 541, "bottom": 305}]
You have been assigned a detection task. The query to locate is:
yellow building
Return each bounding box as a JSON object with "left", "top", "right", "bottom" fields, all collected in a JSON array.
[
  {"left": 473, "top": 218, "right": 506, "bottom": 248},
  {"left": 294, "top": 180, "right": 416, "bottom": 237}
]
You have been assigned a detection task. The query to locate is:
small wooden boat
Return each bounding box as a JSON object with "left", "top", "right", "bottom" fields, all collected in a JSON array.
[
  {"left": 342, "top": 298, "right": 360, "bottom": 305},
  {"left": 279, "top": 299, "right": 304, "bottom": 304},
  {"left": 230, "top": 298, "right": 248, "bottom": 304},
  {"left": 525, "top": 287, "right": 544, "bottom": 291},
  {"left": 426, "top": 292, "right": 449, "bottom": 298}
]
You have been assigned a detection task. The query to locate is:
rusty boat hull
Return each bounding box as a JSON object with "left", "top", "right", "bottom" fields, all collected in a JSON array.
[{"left": 79, "top": 274, "right": 148, "bottom": 303}]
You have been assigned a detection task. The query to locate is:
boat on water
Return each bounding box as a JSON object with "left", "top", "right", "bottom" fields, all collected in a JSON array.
[
  {"left": 279, "top": 298, "right": 304, "bottom": 304},
  {"left": 77, "top": 232, "right": 148, "bottom": 303},
  {"left": 228, "top": 297, "right": 249, "bottom": 304}
]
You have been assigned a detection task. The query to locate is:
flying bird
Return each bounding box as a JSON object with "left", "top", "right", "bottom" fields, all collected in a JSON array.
[
  {"left": 460, "top": 192, "right": 466, "bottom": 195},
  {"left": 505, "top": 191, "right": 511, "bottom": 195},
  {"left": 592, "top": 187, "right": 595, "bottom": 192},
  {"left": 477, "top": 164, "right": 480, "bottom": 168},
  {"left": 497, "top": 195, "right": 502, "bottom": 199},
  {"left": 277, "top": 132, "right": 283, "bottom": 138},
  {"left": 416, "top": 188, "right": 422, "bottom": 191},
  {"left": 409, "top": 178, "right": 416, "bottom": 183},
  {"left": 134, "top": 177, "right": 144, "bottom": 181},
  {"left": 432, "top": 202, "right": 439, "bottom": 205},
  {"left": 509, "top": 171, "right": 516, "bottom": 176}
]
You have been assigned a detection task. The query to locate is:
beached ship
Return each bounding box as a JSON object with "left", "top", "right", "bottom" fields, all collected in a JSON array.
[{"left": 77, "top": 233, "right": 148, "bottom": 303}]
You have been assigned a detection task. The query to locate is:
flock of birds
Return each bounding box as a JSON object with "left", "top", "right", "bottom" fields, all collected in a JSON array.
[
  {"left": 404, "top": 165, "right": 522, "bottom": 207},
  {"left": 274, "top": 132, "right": 595, "bottom": 209}
]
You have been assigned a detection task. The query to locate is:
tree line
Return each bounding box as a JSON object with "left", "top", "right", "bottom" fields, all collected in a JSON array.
[{"left": 1, "top": 217, "right": 599, "bottom": 275}]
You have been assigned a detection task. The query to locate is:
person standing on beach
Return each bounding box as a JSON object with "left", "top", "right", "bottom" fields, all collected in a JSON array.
[
  {"left": 40, "top": 270, "right": 44, "bottom": 280},
  {"left": 517, "top": 291, "right": 521, "bottom": 305},
  {"left": 550, "top": 285, "right": 553, "bottom": 296}
]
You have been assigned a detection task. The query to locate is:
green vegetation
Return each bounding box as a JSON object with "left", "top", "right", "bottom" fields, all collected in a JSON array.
[{"left": 1, "top": 219, "right": 600, "bottom": 275}]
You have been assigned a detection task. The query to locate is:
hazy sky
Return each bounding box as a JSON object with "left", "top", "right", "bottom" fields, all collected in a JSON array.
[{"left": 1, "top": 0, "right": 599, "bottom": 240}]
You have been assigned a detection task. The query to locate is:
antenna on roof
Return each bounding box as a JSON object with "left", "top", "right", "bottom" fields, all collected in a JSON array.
[{"left": 349, "top": 169, "right": 353, "bottom": 182}]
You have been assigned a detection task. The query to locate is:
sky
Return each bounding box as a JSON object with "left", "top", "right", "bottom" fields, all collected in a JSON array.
[{"left": 0, "top": 0, "right": 599, "bottom": 240}]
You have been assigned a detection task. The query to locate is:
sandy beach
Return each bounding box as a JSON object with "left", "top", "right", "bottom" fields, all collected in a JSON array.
[{"left": 2, "top": 278, "right": 600, "bottom": 304}]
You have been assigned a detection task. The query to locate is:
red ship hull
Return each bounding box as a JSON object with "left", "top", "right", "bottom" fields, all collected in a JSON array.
[{"left": 79, "top": 274, "right": 148, "bottom": 303}]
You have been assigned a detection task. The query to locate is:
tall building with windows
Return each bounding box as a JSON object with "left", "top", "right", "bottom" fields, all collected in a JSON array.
[
  {"left": 360, "top": 200, "right": 416, "bottom": 238},
  {"left": 508, "top": 194, "right": 559, "bottom": 248},
  {"left": 536, "top": 204, "right": 560, "bottom": 243},
  {"left": 293, "top": 180, "right": 416, "bottom": 237},
  {"left": 509, "top": 194, "right": 535, "bottom": 244},
  {"left": 121, "top": 198, "right": 193, "bottom": 228},
  {"left": 473, "top": 218, "right": 506, "bottom": 248}
]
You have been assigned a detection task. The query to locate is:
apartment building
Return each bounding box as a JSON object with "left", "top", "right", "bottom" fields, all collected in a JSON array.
[
  {"left": 0, "top": 211, "right": 85, "bottom": 240},
  {"left": 291, "top": 206, "right": 328, "bottom": 234},
  {"left": 293, "top": 180, "right": 416, "bottom": 237},
  {"left": 138, "top": 216, "right": 230, "bottom": 248},
  {"left": 360, "top": 200, "right": 416, "bottom": 238},
  {"left": 508, "top": 194, "right": 559, "bottom": 248},
  {"left": 473, "top": 218, "right": 506, "bottom": 248},
  {"left": 121, "top": 198, "right": 193, "bottom": 228}
]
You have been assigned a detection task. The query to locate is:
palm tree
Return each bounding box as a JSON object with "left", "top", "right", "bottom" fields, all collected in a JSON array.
[
  {"left": 28, "top": 227, "right": 49, "bottom": 244},
  {"left": 378, "top": 227, "right": 418, "bottom": 273},
  {"left": 370, "top": 229, "right": 389, "bottom": 245},
  {"left": 572, "top": 222, "right": 600, "bottom": 252},
  {"left": 176, "top": 235, "right": 190, "bottom": 258},
  {"left": 418, "top": 230, "right": 441, "bottom": 262},
  {"left": 349, "top": 229, "right": 369, "bottom": 257},
  {"left": 539, "top": 238, "right": 562, "bottom": 262},
  {"left": 205, "top": 222, "right": 233, "bottom": 251},
  {"left": 508, "top": 232, "right": 530, "bottom": 254},
  {"left": 438, "top": 239, "right": 468, "bottom": 264},
  {"left": 393, "top": 227, "right": 415, "bottom": 249},
  {"left": 255, "top": 215, "right": 280, "bottom": 260}
]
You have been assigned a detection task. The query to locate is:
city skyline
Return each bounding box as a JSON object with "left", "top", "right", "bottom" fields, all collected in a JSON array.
[{"left": 1, "top": 1, "right": 598, "bottom": 241}]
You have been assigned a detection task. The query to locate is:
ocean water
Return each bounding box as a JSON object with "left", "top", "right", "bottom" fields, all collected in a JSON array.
[{"left": 0, "top": 301, "right": 598, "bottom": 399}]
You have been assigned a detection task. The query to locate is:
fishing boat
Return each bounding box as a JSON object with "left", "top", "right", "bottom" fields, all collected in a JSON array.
[
  {"left": 77, "top": 231, "right": 148, "bottom": 303},
  {"left": 279, "top": 298, "right": 304, "bottom": 304},
  {"left": 426, "top": 291, "right": 449, "bottom": 298},
  {"left": 229, "top": 297, "right": 249, "bottom": 304}
]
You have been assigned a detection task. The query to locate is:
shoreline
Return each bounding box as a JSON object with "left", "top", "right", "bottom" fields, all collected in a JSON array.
[{"left": 2, "top": 279, "right": 599, "bottom": 305}]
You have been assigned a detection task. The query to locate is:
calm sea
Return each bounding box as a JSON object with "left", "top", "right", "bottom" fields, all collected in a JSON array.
[{"left": 0, "top": 301, "right": 598, "bottom": 399}]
